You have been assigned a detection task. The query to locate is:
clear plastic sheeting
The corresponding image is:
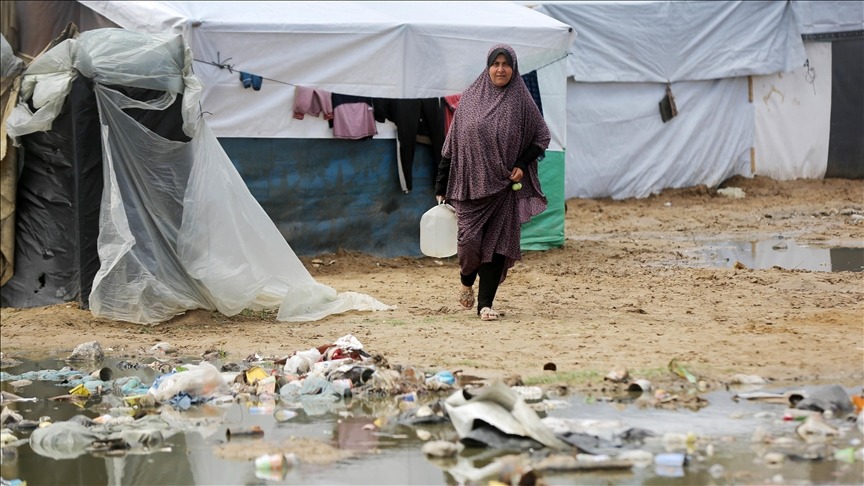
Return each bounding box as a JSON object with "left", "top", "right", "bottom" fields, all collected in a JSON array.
[
  {"left": 5, "top": 40, "right": 75, "bottom": 140},
  {"left": 0, "top": 34, "right": 23, "bottom": 79},
  {"left": 6, "top": 28, "right": 392, "bottom": 323}
]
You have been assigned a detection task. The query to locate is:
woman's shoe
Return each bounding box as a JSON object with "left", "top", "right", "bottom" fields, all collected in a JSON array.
[
  {"left": 479, "top": 307, "right": 499, "bottom": 321},
  {"left": 458, "top": 286, "right": 474, "bottom": 309}
]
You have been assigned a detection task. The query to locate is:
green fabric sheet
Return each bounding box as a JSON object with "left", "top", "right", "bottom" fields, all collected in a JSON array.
[{"left": 521, "top": 150, "right": 565, "bottom": 250}]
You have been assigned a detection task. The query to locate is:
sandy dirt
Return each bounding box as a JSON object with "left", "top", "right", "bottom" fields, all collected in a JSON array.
[{"left": 2, "top": 176, "right": 862, "bottom": 392}]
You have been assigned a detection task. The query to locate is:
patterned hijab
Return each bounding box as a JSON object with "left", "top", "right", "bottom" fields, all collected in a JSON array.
[{"left": 442, "top": 44, "right": 550, "bottom": 209}]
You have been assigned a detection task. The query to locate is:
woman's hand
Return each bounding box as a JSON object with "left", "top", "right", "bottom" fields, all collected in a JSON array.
[
  {"left": 509, "top": 167, "right": 523, "bottom": 183},
  {"left": 436, "top": 195, "right": 445, "bottom": 204}
]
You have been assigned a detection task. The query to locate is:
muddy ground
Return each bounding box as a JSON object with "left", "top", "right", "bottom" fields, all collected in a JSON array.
[{"left": 1, "top": 176, "right": 862, "bottom": 392}]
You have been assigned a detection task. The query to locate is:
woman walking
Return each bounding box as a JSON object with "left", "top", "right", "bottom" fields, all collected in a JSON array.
[{"left": 435, "top": 44, "right": 550, "bottom": 321}]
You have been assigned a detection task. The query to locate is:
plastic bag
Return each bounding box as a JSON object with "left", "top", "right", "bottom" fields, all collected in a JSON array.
[{"left": 147, "top": 361, "right": 226, "bottom": 403}]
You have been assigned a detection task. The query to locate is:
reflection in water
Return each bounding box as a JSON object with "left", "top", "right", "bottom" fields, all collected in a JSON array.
[
  {"left": 831, "top": 246, "right": 864, "bottom": 272},
  {"left": 689, "top": 238, "right": 864, "bottom": 272},
  {"left": 336, "top": 417, "right": 379, "bottom": 452},
  {"left": 1, "top": 359, "right": 862, "bottom": 485}
]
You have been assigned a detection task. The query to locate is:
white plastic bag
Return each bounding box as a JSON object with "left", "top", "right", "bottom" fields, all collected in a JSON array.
[
  {"left": 284, "top": 348, "right": 322, "bottom": 375},
  {"left": 148, "top": 361, "right": 227, "bottom": 403},
  {"left": 420, "top": 203, "right": 457, "bottom": 258}
]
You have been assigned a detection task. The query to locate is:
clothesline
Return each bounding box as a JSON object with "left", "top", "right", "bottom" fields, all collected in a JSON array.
[
  {"left": 190, "top": 52, "right": 568, "bottom": 95},
  {"left": 192, "top": 56, "right": 296, "bottom": 87},
  {"left": 189, "top": 51, "right": 561, "bottom": 194}
]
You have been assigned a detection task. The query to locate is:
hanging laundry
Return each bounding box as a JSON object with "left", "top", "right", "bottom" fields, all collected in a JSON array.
[
  {"left": 521, "top": 70, "right": 543, "bottom": 116},
  {"left": 442, "top": 93, "right": 461, "bottom": 136},
  {"left": 293, "top": 86, "right": 333, "bottom": 120},
  {"left": 373, "top": 98, "right": 446, "bottom": 194},
  {"left": 330, "top": 93, "right": 377, "bottom": 140},
  {"left": 239, "top": 71, "right": 263, "bottom": 91}
]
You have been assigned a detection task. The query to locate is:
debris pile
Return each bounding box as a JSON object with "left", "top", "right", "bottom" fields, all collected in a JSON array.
[{"left": 1, "top": 339, "right": 862, "bottom": 485}]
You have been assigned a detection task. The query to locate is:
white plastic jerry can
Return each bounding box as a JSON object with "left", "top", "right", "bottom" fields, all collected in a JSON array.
[{"left": 420, "top": 203, "right": 457, "bottom": 258}]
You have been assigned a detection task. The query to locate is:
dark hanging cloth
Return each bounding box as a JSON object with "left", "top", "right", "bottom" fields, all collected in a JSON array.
[
  {"left": 331, "top": 93, "right": 373, "bottom": 110},
  {"left": 520, "top": 70, "right": 543, "bottom": 116},
  {"left": 372, "top": 97, "right": 445, "bottom": 193}
]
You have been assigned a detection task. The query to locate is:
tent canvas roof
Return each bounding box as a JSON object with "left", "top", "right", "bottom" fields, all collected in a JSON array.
[
  {"left": 533, "top": 0, "right": 806, "bottom": 82},
  {"left": 79, "top": 1, "right": 575, "bottom": 98}
]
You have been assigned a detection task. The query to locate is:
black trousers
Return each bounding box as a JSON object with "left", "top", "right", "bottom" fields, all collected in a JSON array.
[{"left": 460, "top": 253, "right": 506, "bottom": 314}]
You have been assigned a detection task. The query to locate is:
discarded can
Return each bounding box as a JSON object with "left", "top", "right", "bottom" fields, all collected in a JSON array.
[
  {"left": 336, "top": 366, "right": 375, "bottom": 385},
  {"left": 255, "top": 453, "right": 287, "bottom": 470},
  {"left": 90, "top": 367, "right": 113, "bottom": 381},
  {"left": 226, "top": 426, "right": 264, "bottom": 440},
  {"left": 254, "top": 452, "right": 298, "bottom": 480},
  {"left": 627, "top": 379, "right": 652, "bottom": 393}
]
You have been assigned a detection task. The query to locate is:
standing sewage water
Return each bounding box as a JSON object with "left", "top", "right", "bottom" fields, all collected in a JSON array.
[
  {"left": 686, "top": 237, "right": 864, "bottom": 272},
  {"left": 1, "top": 357, "right": 862, "bottom": 485}
]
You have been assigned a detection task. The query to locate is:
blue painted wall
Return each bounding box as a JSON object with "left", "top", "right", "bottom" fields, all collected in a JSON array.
[
  {"left": 220, "top": 138, "right": 565, "bottom": 257},
  {"left": 221, "top": 138, "right": 438, "bottom": 257}
]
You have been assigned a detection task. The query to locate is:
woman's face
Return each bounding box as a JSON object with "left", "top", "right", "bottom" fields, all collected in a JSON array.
[{"left": 488, "top": 53, "right": 513, "bottom": 87}]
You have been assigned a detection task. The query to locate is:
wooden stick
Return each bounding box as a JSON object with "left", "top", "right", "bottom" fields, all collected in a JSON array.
[
  {"left": 748, "top": 75, "right": 753, "bottom": 103},
  {"left": 750, "top": 147, "right": 756, "bottom": 175}
]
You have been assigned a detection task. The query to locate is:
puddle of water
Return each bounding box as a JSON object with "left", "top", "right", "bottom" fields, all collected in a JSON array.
[
  {"left": 1, "top": 358, "right": 862, "bottom": 485},
  {"left": 686, "top": 237, "right": 864, "bottom": 272}
]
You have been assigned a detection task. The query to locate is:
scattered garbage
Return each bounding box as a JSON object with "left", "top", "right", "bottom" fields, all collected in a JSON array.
[
  {"left": 0, "top": 338, "right": 861, "bottom": 485},
  {"left": 627, "top": 379, "right": 652, "bottom": 393},
  {"left": 794, "top": 384, "right": 854, "bottom": 416},
  {"left": 226, "top": 426, "right": 264, "bottom": 440},
  {"left": 254, "top": 452, "right": 298, "bottom": 481},
  {"left": 717, "top": 187, "right": 746, "bottom": 199},
  {"left": 728, "top": 373, "right": 769, "bottom": 386},
  {"left": 655, "top": 452, "right": 686, "bottom": 477},
  {"left": 604, "top": 367, "right": 629, "bottom": 383},
  {"left": 421, "top": 439, "right": 461, "bottom": 458},
  {"left": 148, "top": 361, "right": 227, "bottom": 404},
  {"left": 67, "top": 341, "right": 105, "bottom": 362},
  {"left": 444, "top": 381, "right": 569, "bottom": 450},
  {"left": 668, "top": 358, "right": 697, "bottom": 384}
]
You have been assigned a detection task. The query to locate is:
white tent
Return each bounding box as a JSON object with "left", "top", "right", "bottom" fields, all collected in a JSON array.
[
  {"left": 532, "top": 1, "right": 811, "bottom": 200},
  {"left": 1, "top": 2, "right": 579, "bottom": 318},
  {"left": 753, "top": 1, "right": 864, "bottom": 180},
  {"left": 73, "top": 1, "right": 577, "bottom": 255},
  {"left": 78, "top": 1, "right": 574, "bottom": 143}
]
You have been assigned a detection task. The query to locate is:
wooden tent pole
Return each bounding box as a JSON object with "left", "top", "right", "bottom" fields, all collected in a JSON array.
[{"left": 748, "top": 75, "right": 755, "bottom": 174}]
